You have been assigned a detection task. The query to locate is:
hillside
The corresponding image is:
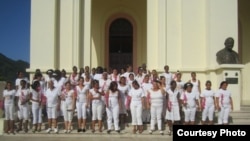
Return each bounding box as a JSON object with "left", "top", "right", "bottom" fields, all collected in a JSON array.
[{"left": 0, "top": 53, "right": 30, "bottom": 82}]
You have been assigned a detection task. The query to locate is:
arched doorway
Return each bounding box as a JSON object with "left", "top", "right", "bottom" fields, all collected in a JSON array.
[{"left": 109, "top": 18, "right": 133, "bottom": 72}]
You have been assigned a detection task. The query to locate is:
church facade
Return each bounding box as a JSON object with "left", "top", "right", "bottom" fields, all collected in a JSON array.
[{"left": 27, "top": 0, "right": 250, "bottom": 109}]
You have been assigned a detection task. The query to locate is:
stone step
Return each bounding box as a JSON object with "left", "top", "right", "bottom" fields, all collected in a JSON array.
[
  {"left": 230, "top": 112, "right": 250, "bottom": 118},
  {"left": 240, "top": 105, "right": 250, "bottom": 111}
]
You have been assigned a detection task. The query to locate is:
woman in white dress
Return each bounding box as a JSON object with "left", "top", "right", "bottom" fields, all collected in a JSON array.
[
  {"left": 200, "top": 80, "right": 216, "bottom": 125},
  {"left": 188, "top": 72, "right": 201, "bottom": 96},
  {"left": 110, "top": 68, "right": 120, "bottom": 83},
  {"left": 105, "top": 81, "right": 121, "bottom": 133},
  {"left": 147, "top": 80, "right": 166, "bottom": 135},
  {"left": 127, "top": 73, "right": 135, "bottom": 90},
  {"left": 83, "top": 72, "right": 92, "bottom": 89},
  {"left": 60, "top": 82, "right": 76, "bottom": 133},
  {"left": 3, "top": 81, "right": 16, "bottom": 134},
  {"left": 165, "top": 80, "right": 181, "bottom": 135},
  {"left": 215, "top": 81, "right": 233, "bottom": 125},
  {"left": 118, "top": 76, "right": 130, "bottom": 127},
  {"left": 76, "top": 77, "right": 89, "bottom": 132},
  {"left": 69, "top": 66, "right": 79, "bottom": 89},
  {"left": 135, "top": 67, "right": 145, "bottom": 86}
]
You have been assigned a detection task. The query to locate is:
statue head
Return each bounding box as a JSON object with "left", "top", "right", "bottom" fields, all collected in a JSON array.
[{"left": 224, "top": 37, "right": 234, "bottom": 51}]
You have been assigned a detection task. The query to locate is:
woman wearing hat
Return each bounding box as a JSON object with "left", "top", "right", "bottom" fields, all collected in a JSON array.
[{"left": 180, "top": 82, "right": 200, "bottom": 125}]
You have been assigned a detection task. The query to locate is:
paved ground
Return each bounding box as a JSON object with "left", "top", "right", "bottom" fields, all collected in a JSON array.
[{"left": 0, "top": 133, "right": 172, "bottom": 141}]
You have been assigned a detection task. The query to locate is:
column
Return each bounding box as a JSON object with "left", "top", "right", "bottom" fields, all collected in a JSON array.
[
  {"left": 166, "top": 0, "right": 182, "bottom": 71},
  {"left": 59, "top": 0, "right": 73, "bottom": 71},
  {"left": 72, "top": 0, "right": 81, "bottom": 67},
  {"left": 29, "top": 0, "right": 59, "bottom": 71},
  {"left": 146, "top": 0, "right": 167, "bottom": 71},
  {"left": 82, "top": 0, "right": 91, "bottom": 67}
]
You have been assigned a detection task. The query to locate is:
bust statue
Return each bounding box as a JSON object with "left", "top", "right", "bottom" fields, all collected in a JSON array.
[{"left": 216, "top": 37, "right": 239, "bottom": 64}]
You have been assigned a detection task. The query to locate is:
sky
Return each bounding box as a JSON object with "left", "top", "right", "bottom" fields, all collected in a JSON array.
[{"left": 0, "top": 0, "right": 31, "bottom": 63}]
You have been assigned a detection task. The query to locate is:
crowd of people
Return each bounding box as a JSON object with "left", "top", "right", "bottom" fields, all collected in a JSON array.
[{"left": 1, "top": 64, "right": 234, "bottom": 135}]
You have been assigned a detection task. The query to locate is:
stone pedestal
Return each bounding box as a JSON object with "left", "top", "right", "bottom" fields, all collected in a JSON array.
[{"left": 216, "top": 64, "right": 244, "bottom": 111}]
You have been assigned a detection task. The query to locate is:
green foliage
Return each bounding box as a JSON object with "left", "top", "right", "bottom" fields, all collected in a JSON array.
[{"left": 0, "top": 53, "right": 30, "bottom": 83}]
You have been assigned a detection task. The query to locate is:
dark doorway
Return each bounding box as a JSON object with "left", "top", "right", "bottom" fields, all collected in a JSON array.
[{"left": 109, "top": 18, "right": 133, "bottom": 72}]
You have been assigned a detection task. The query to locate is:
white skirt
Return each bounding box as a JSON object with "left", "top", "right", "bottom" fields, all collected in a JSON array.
[{"left": 165, "top": 105, "right": 180, "bottom": 121}]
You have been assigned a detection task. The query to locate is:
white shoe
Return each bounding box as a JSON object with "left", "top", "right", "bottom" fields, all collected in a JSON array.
[
  {"left": 63, "top": 130, "right": 67, "bottom": 133},
  {"left": 167, "top": 130, "right": 172, "bottom": 136},
  {"left": 149, "top": 130, "right": 153, "bottom": 134},
  {"left": 67, "top": 129, "right": 72, "bottom": 133},
  {"left": 54, "top": 128, "right": 58, "bottom": 133},
  {"left": 46, "top": 128, "right": 51, "bottom": 133},
  {"left": 160, "top": 131, "right": 164, "bottom": 135}
]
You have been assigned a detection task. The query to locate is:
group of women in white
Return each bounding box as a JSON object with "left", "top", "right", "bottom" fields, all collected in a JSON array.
[{"left": 1, "top": 65, "right": 234, "bottom": 135}]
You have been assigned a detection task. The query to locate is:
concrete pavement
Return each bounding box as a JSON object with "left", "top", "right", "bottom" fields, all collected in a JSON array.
[{"left": 0, "top": 133, "right": 172, "bottom": 141}]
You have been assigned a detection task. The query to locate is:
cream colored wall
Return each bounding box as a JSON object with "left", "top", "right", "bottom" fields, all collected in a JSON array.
[
  {"left": 179, "top": 0, "right": 206, "bottom": 70},
  {"left": 91, "top": 0, "right": 146, "bottom": 69},
  {"left": 59, "top": 0, "right": 73, "bottom": 72},
  {"left": 239, "top": 0, "right": 250, "bottom": 105},
  {"left": 29, "top": 0, "right": 59, "bottom": 71},
  {"left": 166, "top": 0, "right": 182, "bottom": 70}
]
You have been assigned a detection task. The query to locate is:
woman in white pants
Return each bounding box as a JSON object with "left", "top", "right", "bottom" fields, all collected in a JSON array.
[
  {"left": 76, "top": 77, "right": 89, "bottom": 132},
  {"left": 45, "top": 80, "right": 61, "bottom": 134},
  {"left": 105, "top": 81, "right": 121, "bottom": 134},
  {"left": 166, "top": 80, "right": 181, "bottom": 135},
  {"left": 180, "top": 82, "right": 200, "bottom": 125},
  {"left": 147, "top": 80, "right": 166, "bottom": 135},
  {"left": 3, "top": 81, "right": 16, "bottom": 134},
  {"left": 200, "top": 80, "right": 216, "bottom": 125},
  {"left": 89, "top": 80, "right": 103, "bottom": 133},
  {"left": 128, "top": 80, "right": 145, "bottom": 134},
  {"left": 215, "top": 81, "right": 233, "bottom": 125},
  {"left": 16, "top": 80, "right": 30, "bottom": 133},
  {"left": 30, "top": 81, "right": 43, "bottom": 133},
  {"left": 60, "top": 82, "right": 76, "bottom": 133}
]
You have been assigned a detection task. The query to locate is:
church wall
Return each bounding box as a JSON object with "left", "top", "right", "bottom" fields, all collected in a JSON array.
[{"left": 28, "top": 0, "right": 249, "bottom": 107}]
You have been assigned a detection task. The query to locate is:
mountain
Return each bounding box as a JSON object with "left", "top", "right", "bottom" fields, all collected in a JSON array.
[{"left": 0, "top": 53, "right": 30, "bottom": 82}]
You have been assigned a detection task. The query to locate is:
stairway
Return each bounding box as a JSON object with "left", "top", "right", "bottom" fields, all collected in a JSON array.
[{"left": 229, "top": 105, "right": 250, "bottom": 125}]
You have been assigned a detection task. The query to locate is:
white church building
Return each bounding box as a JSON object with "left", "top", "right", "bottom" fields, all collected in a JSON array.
[{"left": 27, "top": 0, "right": 250, "bottom": 110}]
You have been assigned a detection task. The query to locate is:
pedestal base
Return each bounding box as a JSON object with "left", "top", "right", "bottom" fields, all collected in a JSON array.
[{"left": 216, "top": 64, "right": 244, "bottom": 111}]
